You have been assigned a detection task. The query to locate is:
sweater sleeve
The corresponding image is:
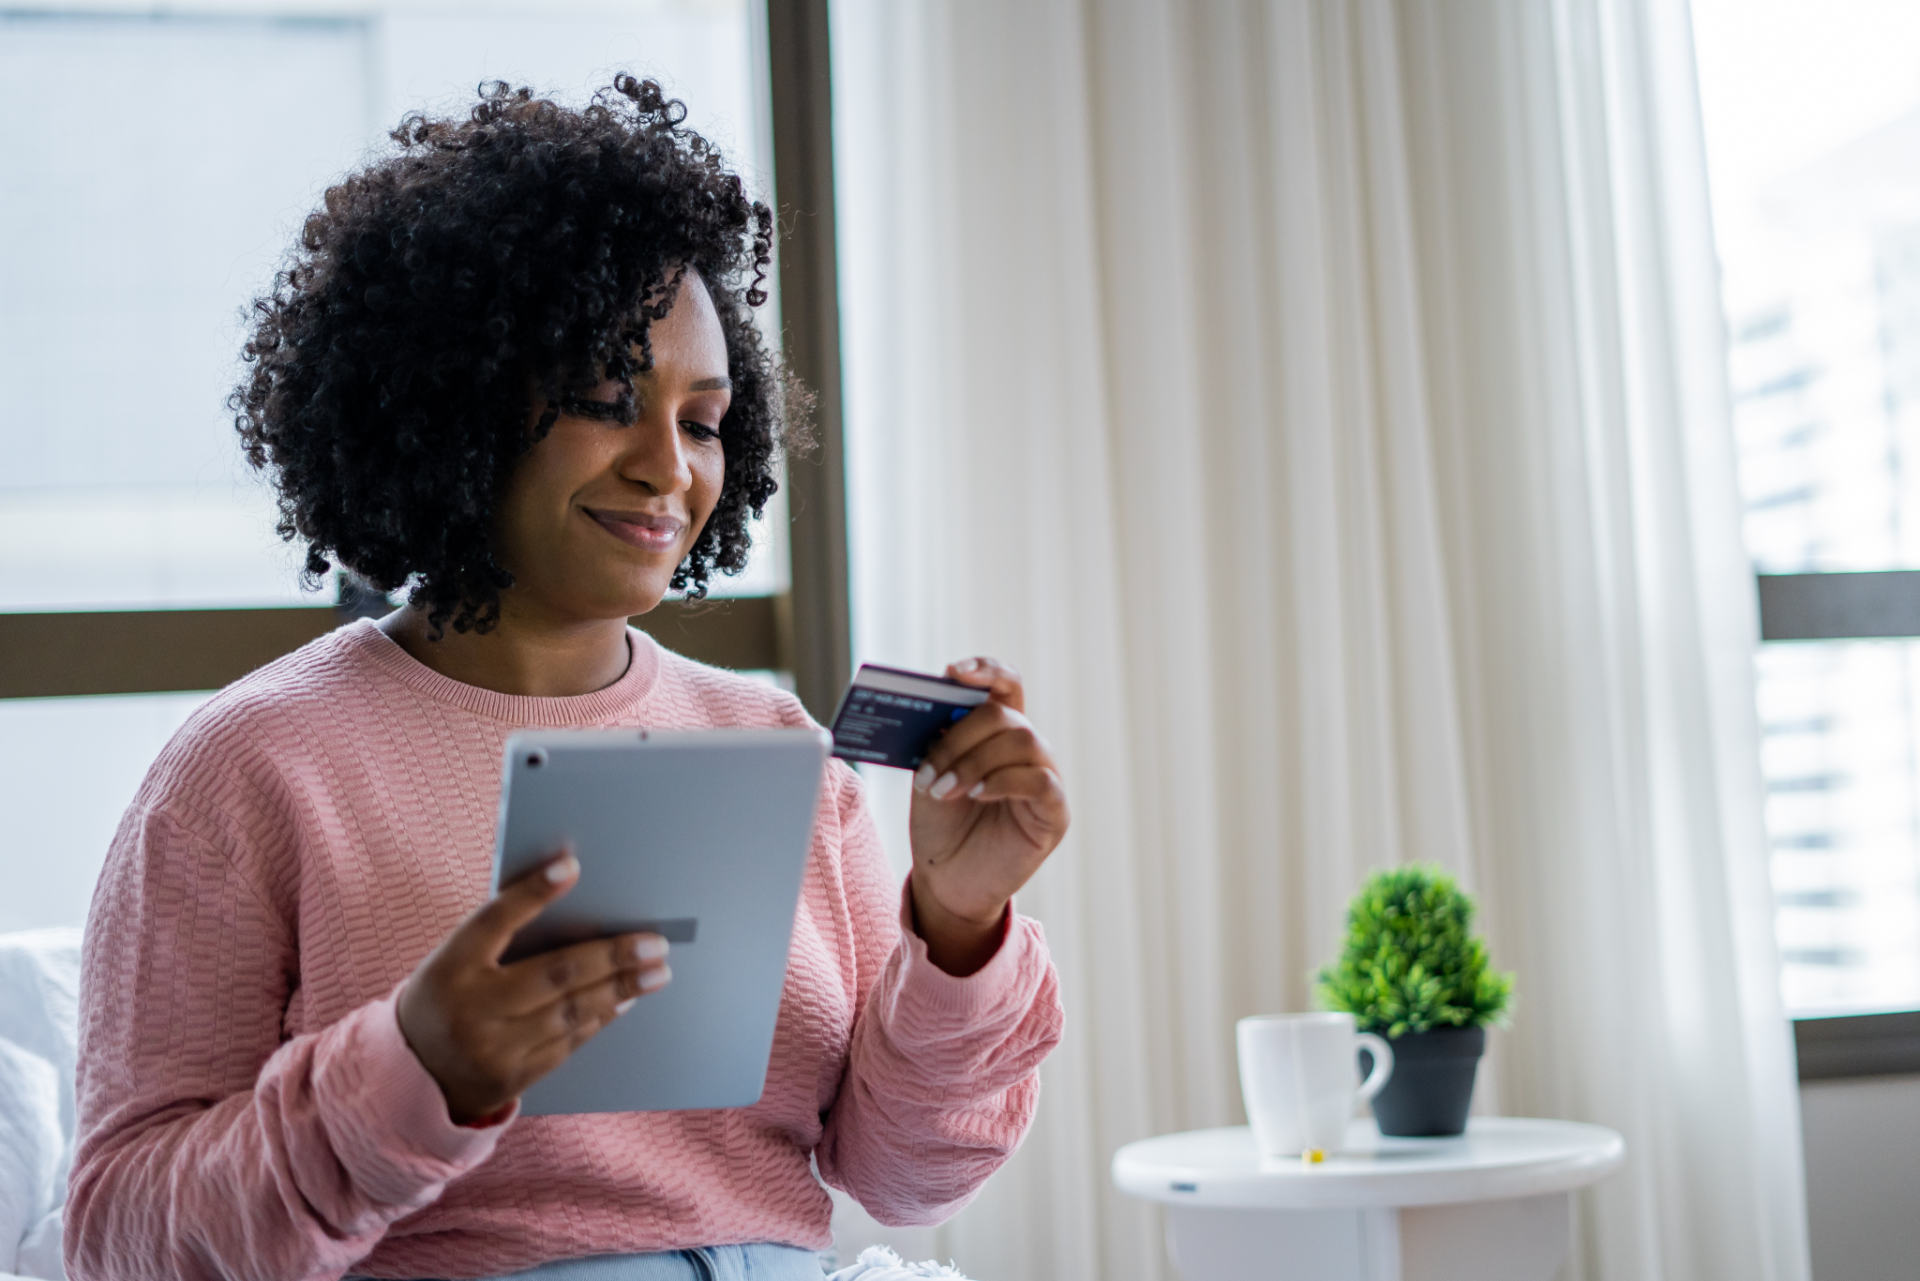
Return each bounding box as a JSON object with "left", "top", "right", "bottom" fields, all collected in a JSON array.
[
  {"left": 65, "top": 802, "right": 507, "bottom": 1281},
  {"left": 813, "top": 765, "right": 1064, "bottom": 1225}
]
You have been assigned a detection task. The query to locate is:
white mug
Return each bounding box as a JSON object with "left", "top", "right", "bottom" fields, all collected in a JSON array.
[{"left": 1236, "top": 1012, "right": 1394, "bottom": 1157}]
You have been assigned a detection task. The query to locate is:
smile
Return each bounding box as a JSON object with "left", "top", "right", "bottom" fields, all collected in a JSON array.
[{"left": 584, "top": 507, "right": 686, "bottom": 553}]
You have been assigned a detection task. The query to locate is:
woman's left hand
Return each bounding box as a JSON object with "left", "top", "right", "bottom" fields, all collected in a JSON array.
[{"left": 908, "top": 657, "right": 1069, "bottom": 975}]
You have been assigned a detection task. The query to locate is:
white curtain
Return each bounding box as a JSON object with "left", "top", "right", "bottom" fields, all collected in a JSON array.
[{"left": 826, "top": 2, "right": 1810, "bottom": 1279}]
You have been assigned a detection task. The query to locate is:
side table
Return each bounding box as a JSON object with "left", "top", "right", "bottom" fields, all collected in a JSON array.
[{"left": 1111, "top": 1117, "right": 1624, "bottom": 1281}]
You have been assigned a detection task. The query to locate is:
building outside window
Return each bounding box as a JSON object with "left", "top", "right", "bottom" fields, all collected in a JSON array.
[{"left": 1695, "top": 0, "right": 1920, "bottom": 1018}]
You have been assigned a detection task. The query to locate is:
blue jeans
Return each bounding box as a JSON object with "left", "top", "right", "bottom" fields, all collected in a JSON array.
[{"left": 355, "top": 1242, "right": 825, "bottom": 1281}]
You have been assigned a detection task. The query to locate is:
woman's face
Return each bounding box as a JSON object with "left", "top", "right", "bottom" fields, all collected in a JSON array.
[{"left": 494, "top": 272, "right": 731, "bottom": 625}]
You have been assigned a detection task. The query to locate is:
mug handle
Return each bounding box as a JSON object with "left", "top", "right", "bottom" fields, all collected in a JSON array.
[{"left": 1355, "top": 1032, "right": 1394, "bottom": 1104}]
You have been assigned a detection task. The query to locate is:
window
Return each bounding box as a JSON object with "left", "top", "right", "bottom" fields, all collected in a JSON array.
[
  {"left": 2, "top": 4, "right": 780, "bottom": 614},
  {"left": 0, "top": 0, "right": 850, "bottom": 932},
  {"left": 1694, "top": 0, "right": 1920, "bottom": 1070}
]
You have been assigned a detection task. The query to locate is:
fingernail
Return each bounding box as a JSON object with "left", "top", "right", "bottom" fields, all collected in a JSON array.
[
  {"left": 968, "top": 782, "right": 985, "bottom": 799},
  {"left": 913, "top": 764, "right": 936, "bottom": 792},
  {"left": 546, "top": 854, "right": 580, "bottom": 884},
  {"left": 639, "top": 965, "right": 672, "bottom": 992},
  {"left": 929, "top": 772, "right": 958, "bottom": 799},
  {"left": 959, "top": 657, "right": 981, "bottom": 672},
  {"left": 631, "top": 935, "right": 669, "bottom": 962},
  {"left": 615, "top": 998, "right": 637, "bottom": 1015}
]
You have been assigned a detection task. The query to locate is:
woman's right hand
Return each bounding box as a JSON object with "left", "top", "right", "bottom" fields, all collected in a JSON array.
[{"left": 396, "top": 852, "right": 671, "bottom": 1124}]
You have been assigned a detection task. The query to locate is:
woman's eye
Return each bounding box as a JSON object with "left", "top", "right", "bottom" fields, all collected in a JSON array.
[{"left": 681, "top": 420, "right": 721, "bottom": 442}]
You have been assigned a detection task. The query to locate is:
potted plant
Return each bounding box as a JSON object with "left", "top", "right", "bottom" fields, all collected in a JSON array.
[{"left": 1316, "top": 864, "right": 1514, "bottom": 1137}]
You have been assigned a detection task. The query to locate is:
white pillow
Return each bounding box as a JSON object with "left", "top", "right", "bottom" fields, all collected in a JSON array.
[
  {"left": 0, "top": 931, "right": 79, "bottom": 1158},
  {"left": 827, "top": 1246, "right": 970, "bottom": 1280},
  {"left": 0, "top": 1039, "right": 63, "bottom": 1279},
  {"left": 0, "top": 928, "right": 81, "bottom": 1281}
]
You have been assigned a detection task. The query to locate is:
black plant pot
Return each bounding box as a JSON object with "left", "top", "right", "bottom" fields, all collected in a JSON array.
[{"left": 1361, "top": 1025, "right": 1485, "bottom": 1137}]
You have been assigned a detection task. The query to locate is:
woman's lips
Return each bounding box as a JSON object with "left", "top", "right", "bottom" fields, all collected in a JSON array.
[{"left": 585, "top": 507, "right": 685, "bottom": 553}]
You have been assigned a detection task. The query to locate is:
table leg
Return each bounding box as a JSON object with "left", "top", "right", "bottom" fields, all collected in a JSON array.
[
  {"left": 1164, "top": 1205, "right": 1401, "bottom": 1280},
  {"left": 1163, "top": 1194, "right": 1571, "bottom": 1281},
  {"left": 1398, "top": 1193, "right": 1571, "bottom": 1281}
]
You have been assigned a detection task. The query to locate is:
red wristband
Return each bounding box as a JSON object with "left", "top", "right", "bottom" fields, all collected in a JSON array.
[{"left": 457, "top": 1101, "right": 515, "bottom": 1130}]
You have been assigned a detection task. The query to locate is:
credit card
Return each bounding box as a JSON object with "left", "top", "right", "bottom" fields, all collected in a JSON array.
[{"left": 828, "top": 664, "right": 990, "bottom": 769}]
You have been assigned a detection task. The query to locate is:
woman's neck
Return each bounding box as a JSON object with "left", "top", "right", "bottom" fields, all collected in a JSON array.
[{"left": 378, "top": 605, "right": 632, "bottom": 698}]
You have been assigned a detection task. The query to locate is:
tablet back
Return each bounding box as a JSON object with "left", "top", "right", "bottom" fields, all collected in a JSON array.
[{"left": 492, "top": 728, "right": 829, "bottom": 1114}]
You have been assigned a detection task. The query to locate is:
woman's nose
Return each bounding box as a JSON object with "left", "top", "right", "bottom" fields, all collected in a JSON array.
[{"left": 619, "top": 412, "right": 692, "bottom": 494}]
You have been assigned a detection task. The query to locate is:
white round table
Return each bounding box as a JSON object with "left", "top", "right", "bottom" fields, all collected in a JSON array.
[{"left": 1112, "top": 1118, "right": 1624, "bottom": 1281}]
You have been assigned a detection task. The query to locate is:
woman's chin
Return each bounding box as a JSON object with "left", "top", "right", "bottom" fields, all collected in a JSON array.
[
  {"left": 509, "top": 583, "right": 671, "bottom": 627},
  {"left": 600, "top": 575, "right": 679, "bottom": 620},
  {"left": 503, "top": 558, "right": 685, "bottom": 626}
]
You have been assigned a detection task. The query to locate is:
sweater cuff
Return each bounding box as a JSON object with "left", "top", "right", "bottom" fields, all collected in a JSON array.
[
  {"left": 897, "top": 883, "right": 1034, "bottom": 1020},
  {"left": 313, "top": 994, "right": 513, "bottom": 1197}
]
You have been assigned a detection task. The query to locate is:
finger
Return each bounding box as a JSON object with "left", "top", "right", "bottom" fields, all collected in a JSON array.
[
  {"left": 506, "top": 1018, "right": 617, "bottom": 1097},
  {"left": 448, "top": 851, "right": 581, "bottom": 967},
  {"left": 919, "top": 724, "right": 1052, "bottom": 802},
  {"left": 914, "top": 703, "right": 1033, "bottom": 791},
  {"left": 482, "top": 960, "right": 670, "bottom": 1096},
  {"left": 496, "top": 932, "right": 670, "bottom": 1016},
  {"left": 944, "top": 656, "right": 1025, "bottom": 712},
  {"left": 525, "top": 962, "right": 672, "bottom": 1051},
  {"left": 961, "top": 764, "right": 1069, "bottom": 815}
]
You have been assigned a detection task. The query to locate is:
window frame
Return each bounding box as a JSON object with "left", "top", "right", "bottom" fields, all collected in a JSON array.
[
  {"left": 1760, "top": 570, "right": 1920, "bottom": 1080},
  {"left": 765, "top": 0, "right": 852, "bottom": 720}
]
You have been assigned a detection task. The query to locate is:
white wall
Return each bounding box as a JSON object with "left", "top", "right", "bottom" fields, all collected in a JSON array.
[
  {"left": 0, "top": 694, "right": 211, "bottom": 934},
  {"left": 1801, "top": 1075, "right": 1920, "bottom": 1280}
]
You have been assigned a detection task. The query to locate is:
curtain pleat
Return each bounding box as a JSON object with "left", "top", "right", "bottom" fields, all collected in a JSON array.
[{"left": 829, "top": 2, "right": 1810, "bottom": 1278}]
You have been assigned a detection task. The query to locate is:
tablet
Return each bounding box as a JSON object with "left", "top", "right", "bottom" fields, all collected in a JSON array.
[{"left": 490, "top": 727, "right": 829, "bottom": 1114}]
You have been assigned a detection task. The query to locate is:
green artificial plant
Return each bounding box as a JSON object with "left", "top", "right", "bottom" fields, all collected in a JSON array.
[{"left": 1316, "top": 864, "right": 1515, "bottom": 1038}]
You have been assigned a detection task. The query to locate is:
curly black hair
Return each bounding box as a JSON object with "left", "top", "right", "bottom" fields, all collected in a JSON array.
[{"left": 231, "top": 76, "right": 804, "bottom": 638}]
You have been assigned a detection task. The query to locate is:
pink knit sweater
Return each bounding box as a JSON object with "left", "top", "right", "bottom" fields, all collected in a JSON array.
[{"left": 67, "top": 622, "right": 1062, "bottom": 1281}]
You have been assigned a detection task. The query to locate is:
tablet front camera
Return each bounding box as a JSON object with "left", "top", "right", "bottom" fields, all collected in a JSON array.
[{"left": 525, "top": 749, "right": 547, "bottom": 770}]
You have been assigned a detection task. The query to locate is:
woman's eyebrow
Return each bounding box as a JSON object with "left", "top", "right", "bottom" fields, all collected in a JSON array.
[{"left": 689, "top": 376, "right": 732, "bottom": 392}]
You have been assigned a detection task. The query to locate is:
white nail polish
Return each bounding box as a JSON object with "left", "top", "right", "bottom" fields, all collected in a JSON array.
[
  {"left": 913, "top": 764, "right": 936, "bottom": 792},
  {"left": 615, "top": 998, "right": 637, "bottom": 1015},
  {"left": 930, "top": 772, "right": 958, "bottom": 799},
  {"left": 960, "top": 657, "right": 981, "bottom": 672},
  {"left": 546, "top": 854, "right": 579, "bottom": 884},
  {"left": 639, "top": 965, "right": 672, "bottom": 992},
  {"left": 968, "top": 782, "right": 986, "bottom": 799},
  {"left": 632, "top": 935, "right": 669, "bottom": 962}
]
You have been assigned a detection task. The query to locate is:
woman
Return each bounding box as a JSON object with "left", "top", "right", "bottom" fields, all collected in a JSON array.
[{"left": 66, "top": 78, "right": 1066, "bottom": 1281}]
